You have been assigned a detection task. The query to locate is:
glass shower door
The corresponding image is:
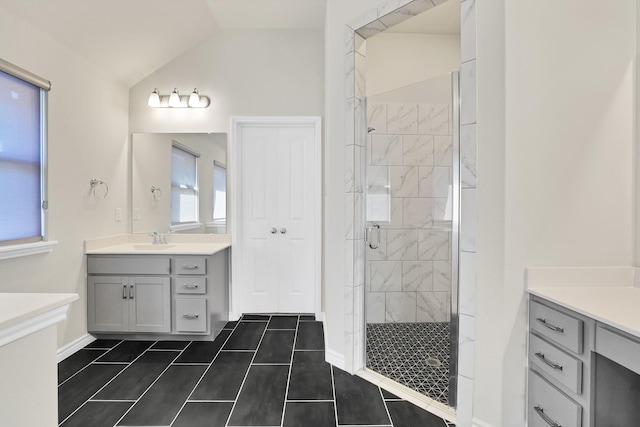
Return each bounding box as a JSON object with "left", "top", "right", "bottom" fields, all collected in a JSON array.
[{"left": 364, "top": 72, "right": 460, "bottom": 407}]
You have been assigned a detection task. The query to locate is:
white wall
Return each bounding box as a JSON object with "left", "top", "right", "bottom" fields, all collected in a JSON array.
[
  {"left": 366, "top": 33, "right": 460, "bottom": 98},
  {"left": 474, "top": 1, "right": 636, "bottom": 425},
  {"left": 129, "top": 29, "right": 324, "bottom": 133},
  {"left": 0, "top": 6, "right": 130, "bottom": 348}
]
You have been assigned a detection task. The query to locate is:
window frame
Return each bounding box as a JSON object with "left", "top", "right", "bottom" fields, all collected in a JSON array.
[{"left": 0, "top": 61, "right": 55, "bottom": 260}]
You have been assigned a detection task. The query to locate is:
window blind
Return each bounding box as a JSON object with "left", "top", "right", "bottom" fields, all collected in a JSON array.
[
  {"left": 0, "top": 70, "right": 43, "bottom": 244},
  {"left": 171, "top": 145, "right": 198, "bottom": 224}
]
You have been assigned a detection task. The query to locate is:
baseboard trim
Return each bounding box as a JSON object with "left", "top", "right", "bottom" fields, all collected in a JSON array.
[{"left": 57, "top": 333, "right": 95, "bottom": 363}]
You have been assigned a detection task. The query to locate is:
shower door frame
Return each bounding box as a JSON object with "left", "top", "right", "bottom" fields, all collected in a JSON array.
[{"left": 342, "top": 1, "right": 469, "bottom": 422}]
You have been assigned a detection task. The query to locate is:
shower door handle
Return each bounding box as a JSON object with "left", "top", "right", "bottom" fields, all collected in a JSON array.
[{"left": 366, "top": 224, "right": 381, "bottom": 249}]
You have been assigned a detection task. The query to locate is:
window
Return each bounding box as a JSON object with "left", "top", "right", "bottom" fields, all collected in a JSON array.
[
  {"left": 212, "top": 161, "right": 226, "bottom": 223},
  {"left": 171, "top": 143, "right": 199, "bottom": 225},
  {"left": 0, "top": 61, "right": 49, "bottom": 249}
]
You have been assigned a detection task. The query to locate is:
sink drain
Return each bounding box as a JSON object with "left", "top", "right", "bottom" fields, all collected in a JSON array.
[{"left": 425, "top": 357, "right": 442, "bottom": 367}]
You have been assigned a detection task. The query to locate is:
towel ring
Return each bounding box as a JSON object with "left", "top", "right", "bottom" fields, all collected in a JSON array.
[
  {"left": 90, "top": 179, "right": 109, "bottom": 199},
  {"left": 151, "top": 186, "right": 162, "bottom": 202}
]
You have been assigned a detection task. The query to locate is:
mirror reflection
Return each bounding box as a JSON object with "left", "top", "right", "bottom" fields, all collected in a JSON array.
[{"left": 131, "top": 133, "right": 227, "bottom": 234}]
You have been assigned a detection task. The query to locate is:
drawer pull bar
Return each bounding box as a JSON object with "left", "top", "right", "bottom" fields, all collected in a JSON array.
[
  {"left": 129, "top": 285, "right": 134, "bottom": 299},
  {"left": 182, "top": 265, "right": 199, "bottom": 270},
  {"left": 123, "top": 285, "right": 127, "bottom": 299},
  {"left": 533, "top": 405, "right": 562, "bottom": 427},
  {"left": 534, "top": 352, "right": 563, "bottom": 370},
  {"left": 182, "top": 284, "right": 199, "bottom": 289},
  {"left": 183, "top": 314, "right": 200, "bottom": 319},
  {"left": 536, "top": 317, "right": 564, "bottom": 333}
]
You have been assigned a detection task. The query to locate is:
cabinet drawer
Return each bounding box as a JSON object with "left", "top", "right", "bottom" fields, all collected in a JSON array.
[
  {"left": 174, "top": 257, "right": 207, "bottom": 275},
  {"left": 175, "top": 277, "right": 206, "bottom": 295},
  {"left": 529, "top": 370, "right": 582, "bottom": 427},
  {"left": 88, "top": 256, "right": 170, "bottom": 275},
  {"left": 175, "top": 299, "right": 207, "bottom": 332},
  {"left": 530, "top": 301, "right": 583, "bottom": 354},
  {"left": 530, "top": 333, "right": 582, "bottom": 394}
]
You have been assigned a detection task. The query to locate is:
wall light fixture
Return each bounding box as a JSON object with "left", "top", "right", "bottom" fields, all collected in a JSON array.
[{"left": 147, "top": 88, "right": 210, "bottom": 108}]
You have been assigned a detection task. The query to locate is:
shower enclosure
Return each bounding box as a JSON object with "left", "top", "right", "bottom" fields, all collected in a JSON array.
[{"left": 364, "top": 72, "right": 459, "bottom": 407}]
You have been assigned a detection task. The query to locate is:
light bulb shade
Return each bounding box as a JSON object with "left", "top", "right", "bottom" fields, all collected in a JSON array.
[
  {"left": 188, "top": 88, "right": 200, "bottom": 108},
  {"left": 147, "top": 88, "right": 160, "bottom": 107},
  {"left": 168, "top": 88, "right": 181, "bottom": 107}
]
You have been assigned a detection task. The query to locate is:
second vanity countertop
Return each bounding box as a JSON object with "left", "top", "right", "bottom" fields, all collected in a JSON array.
[
  {"left": 85, "top": 233, "right": 231, "bottom": 255},
  {"left": 526, "top": 266, "right": 640, "bottom": 339}
]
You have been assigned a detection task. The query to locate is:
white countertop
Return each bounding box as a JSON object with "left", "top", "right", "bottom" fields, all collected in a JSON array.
[
  {"left": 84, "top": 233, "right": 231, "bottom": 255},
  {"left": 526, "top": 266, "right": 640, "bottom": 339},
  {"left": 0, "top": 293, "right": 78, "bottom": 332}
]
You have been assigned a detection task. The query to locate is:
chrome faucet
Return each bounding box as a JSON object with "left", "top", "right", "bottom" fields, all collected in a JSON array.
[{"left": 148, "top": 232, "right": 160, "bottom": 245}]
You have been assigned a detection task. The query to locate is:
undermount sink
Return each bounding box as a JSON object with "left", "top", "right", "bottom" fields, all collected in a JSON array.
[{"left": 132, "top": 244, "right": 177, "bottom": 251}]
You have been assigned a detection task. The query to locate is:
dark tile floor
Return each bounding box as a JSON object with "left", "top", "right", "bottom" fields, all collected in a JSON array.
[{"left": 58, "top": 314, "right": 454, "bottom": 427}]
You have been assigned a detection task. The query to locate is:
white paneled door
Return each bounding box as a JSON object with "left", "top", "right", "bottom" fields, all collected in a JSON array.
[{"left": 232, "top": 117, "right": 320, "bottom": 317}]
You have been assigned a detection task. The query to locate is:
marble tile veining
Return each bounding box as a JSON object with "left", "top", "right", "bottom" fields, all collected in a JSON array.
[
  {"left": 386, "top": 229, "right": 418, "bottom": 261},
  {"left": 388, "top": 103, "right": 418, "bottom": 135}
]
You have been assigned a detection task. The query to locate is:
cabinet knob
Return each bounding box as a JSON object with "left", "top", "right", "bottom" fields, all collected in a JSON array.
[
  {"left": 280, "top": 228, "right": 287, "bottom": 234},
  {"left": 270, "top": 227, "right": 278, "bottom": 234}
]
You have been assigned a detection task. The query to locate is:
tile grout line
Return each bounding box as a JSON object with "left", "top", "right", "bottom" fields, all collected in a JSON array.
[
  {"left": 107, "top": 342, "right": 186, "bottom": 427},
  {"left": 168, "top": 322, "right": 241, "bottom": 427},
  {"left": 279, "top": 315, "right": 300, "bottom": 427},
  {"left": 58, "top": 350, "right": 119, "bottom": 387},
  {"left": 378, "top": 384, "right": 395, "bottom": 427},
  {"left": 224, "top": 315, "right": 272, "bottom": 427},
  {"left": 59, "top": 341, "right": 161, "bottom": 426},
  {"left": 330, "top": 365, "right": 339, "bottom": 427}
]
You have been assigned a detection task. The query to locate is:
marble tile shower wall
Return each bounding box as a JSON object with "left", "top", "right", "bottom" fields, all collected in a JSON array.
[{"left": 365, "top": 101, "right": 453, "bottom": 324}]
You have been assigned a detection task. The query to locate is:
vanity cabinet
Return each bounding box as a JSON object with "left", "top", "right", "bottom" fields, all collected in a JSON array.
[
  {"left": 87, "top": 250, "right": 228, "bottom": 338},
  {"left": 528, "top": 296, "right": 594, "bottom": 427},
  {"left": 87, "top": 275, "right": 170, "bottom": 333}
]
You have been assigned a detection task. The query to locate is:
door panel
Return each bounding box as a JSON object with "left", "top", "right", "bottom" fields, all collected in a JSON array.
[
  {"left": 236, "top": 119, "right": 319, "bottom": 315},
  {"left": 130, "top": 277, "right": 170, "bottom": 333},
  {"left": 88, "top": 276, "right": 128, "bottom": 332},
  {"left": 240, "top": 126, "right": 280, "bottom": 312}
]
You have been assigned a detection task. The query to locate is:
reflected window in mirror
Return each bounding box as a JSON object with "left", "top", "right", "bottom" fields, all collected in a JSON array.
[
  {"left": 171, "top": 143, "right": 199, "bottom": 226},
  {"left": 212, "top": 161, "right": 226, "bottom": 226}
]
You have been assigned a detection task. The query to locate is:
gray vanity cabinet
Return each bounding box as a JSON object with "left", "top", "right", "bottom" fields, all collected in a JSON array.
[
  {"left": 87, "top": 250, "right": 229, "bottom": 339},
  {"left": 528, "top": 295, "right": 594, "bottom": 427},
  {"left": 87, "top": 275, "right": 170, "bottom": 333}
]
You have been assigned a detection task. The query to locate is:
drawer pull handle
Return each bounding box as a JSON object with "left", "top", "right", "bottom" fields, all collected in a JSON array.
[
  {"left": 123, "top": 285, "right": 127, "bottom": 299},
  {"left": 534, "top": 405, "right": 562, "bottom": 427},
  {"left": 534, "top": 352, "right": 563, "bottom": 370},
  {"left": 183, "top": 314, "right": 200, "bottom": 319},
  {"left": 182, "top": 284, "right": 199, "bottom": 289},
  {"left": 536, "top": 317, "right": 564, "bottom": 333},
  {"left": 129, "top": 285, "right": 134, "bottom": 299},
  {"left": 183, "top": 265, "right": 199, "bottom": 270}
]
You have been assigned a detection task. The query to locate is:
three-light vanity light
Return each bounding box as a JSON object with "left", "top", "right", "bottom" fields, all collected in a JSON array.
[{"left": 147, "top": 88, "right": 210, "bottom": 108}]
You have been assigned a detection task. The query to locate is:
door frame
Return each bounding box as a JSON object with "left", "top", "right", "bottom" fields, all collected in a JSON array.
[{"left": 229, "top": 116, "right": 322, "bottom": 320}]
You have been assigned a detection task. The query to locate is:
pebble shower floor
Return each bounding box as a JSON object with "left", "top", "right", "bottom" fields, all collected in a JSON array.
[{"left": 366, "top": 322, "right": 451, "bottom": 405}]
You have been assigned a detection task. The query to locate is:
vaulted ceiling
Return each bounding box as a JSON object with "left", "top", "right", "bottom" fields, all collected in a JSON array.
[{"left": 0, "top": 0, "right": 326, "bottom": 87}]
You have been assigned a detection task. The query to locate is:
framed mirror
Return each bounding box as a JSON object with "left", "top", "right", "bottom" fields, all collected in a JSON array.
[{"left": 131, "top": 133, "right": 227, "bottom": 234}]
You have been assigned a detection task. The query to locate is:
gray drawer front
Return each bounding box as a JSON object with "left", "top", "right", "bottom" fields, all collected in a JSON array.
[
  {"left": 175, "top": 277, "right": 207, "bottom": 295},
  {"left": 530, "top": 333, "right": 583, "bottom": 394},
  {"left": 529, "top": 370, "right": 582, "bottom": 427},
  {"left": 88, "top": 256, "right": 170, "bottom": 275},
  {"left": 595, "top": 325, "right": 640, "bottom": 377},
  {"left": 175, "top": 299, "right": 207, "bottom": 332},
  {"left": 531, "top": 301, "right": 583, "bottom": 354},
  {"left": 175, "top": 257, "right": 207, "bottom": 275}
]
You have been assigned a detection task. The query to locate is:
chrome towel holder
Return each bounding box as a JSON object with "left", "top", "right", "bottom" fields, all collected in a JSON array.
[{"left": 90, "top": 178, "right": 109, "bottom": 199}]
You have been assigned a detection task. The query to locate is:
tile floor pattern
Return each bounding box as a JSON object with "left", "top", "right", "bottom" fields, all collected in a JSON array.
[
  {"left": 58, "top": 314, "right": 455, "bottom": 427},
  {"left": 366, "top": 322, "right": 451, "bottom": 405}
]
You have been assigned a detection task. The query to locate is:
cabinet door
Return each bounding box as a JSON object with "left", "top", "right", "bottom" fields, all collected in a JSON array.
[
  {"left": 88, "top": 276, "right": 129, "bottom": 332},
  {"left": 129, "top": 276, "right": 171, "bottom": 333}
]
